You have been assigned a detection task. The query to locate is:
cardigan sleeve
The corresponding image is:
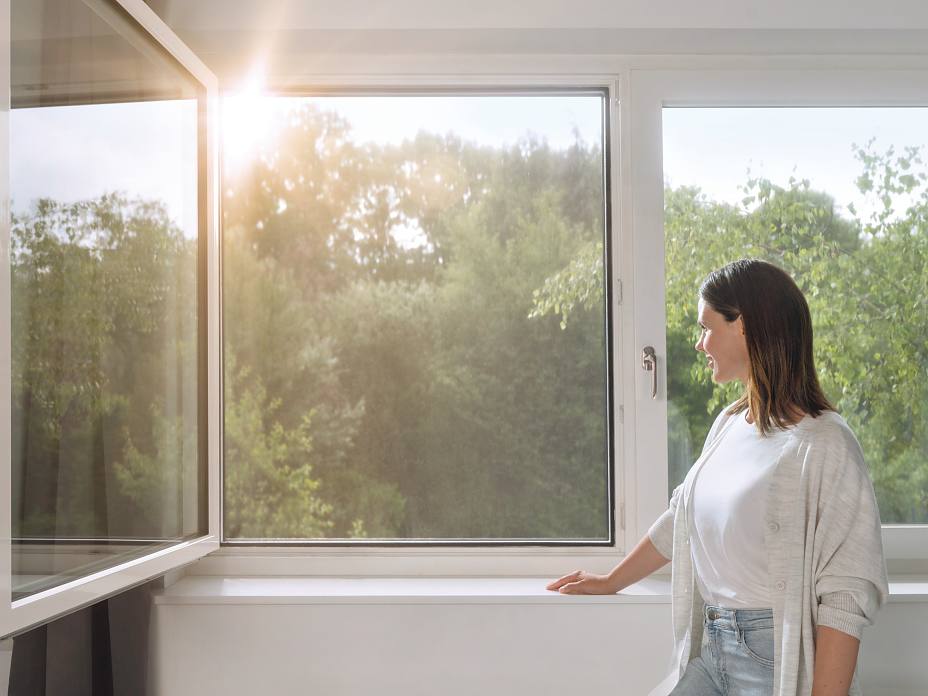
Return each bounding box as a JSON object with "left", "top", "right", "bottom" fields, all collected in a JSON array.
[
  {"left": 648, "top": 483, "right": 682, "bottom": 560},
  {"left": 811, "top": 423, "right": 890, "bottom": 640},
  {"left": 818, "top": 591, "right": 868, "bottom": 639}
]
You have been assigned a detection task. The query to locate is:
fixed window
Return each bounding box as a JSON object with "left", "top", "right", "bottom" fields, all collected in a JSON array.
[
  {"left": 663, "top": 106, "right": 928, "bottom": 525},
  {"left": 220, "top": 92, "right": 614, "bottom": 543}
]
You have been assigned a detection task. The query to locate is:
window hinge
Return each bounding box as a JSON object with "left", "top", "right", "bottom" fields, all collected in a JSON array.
[
  {"left": 618, "top": 404, "right": 624, "bottom": 424},
  {"left": 616, "top": 278, "right": 623, "bottom": 305},
  {"left": 618, "top": 502, "right": 626, "bottom": 532}
]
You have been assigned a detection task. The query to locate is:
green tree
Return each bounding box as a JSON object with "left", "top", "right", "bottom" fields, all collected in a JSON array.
[
  {"left": 221, "top": 228, "right": 369, "bottom": 537},
  {"left": 11, "top": 194, "right": 198, "bottom": 538},
  {"left": 223, "top": 357, "right": 334, "bottom": 538},
  {"left": 223, "top": 103, "right": 611, "bottom": 539},
  {"left": 414, "top": 152, "right": 608, "bottom": 538}
]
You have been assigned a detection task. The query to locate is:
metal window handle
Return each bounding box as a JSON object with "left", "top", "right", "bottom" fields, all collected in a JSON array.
[{"left": 641, "top": 346, "right": 657, "bottom": 399}]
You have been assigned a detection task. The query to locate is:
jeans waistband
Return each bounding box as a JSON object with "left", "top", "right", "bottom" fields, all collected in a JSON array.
[{"left": 703, "top": 604, "right": 774, "bottom": 630}]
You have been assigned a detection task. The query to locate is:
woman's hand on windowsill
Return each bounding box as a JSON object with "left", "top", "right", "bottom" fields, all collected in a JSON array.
[{"left": 546, "top": 570, "right": 618, "bottom": 595}]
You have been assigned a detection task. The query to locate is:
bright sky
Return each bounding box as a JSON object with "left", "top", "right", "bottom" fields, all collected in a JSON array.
[
  {"left": 220, "top": 94, "right": 605, "bottom": 170},
  {"left": 12, "top": 98, "right": 928, "bottom": 242},
  {"left": 11, "top": 100, "right": 199, "bottom": 239},
  {"left": 306, "top": 95, "right": 603, "bottom": 148},
  {"left": 662, "top": 107, "right": 928, "bottom": 221}
]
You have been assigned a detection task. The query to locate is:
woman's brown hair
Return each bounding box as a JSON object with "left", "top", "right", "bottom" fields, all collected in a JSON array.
[{"left": 699, "top": 259, "right": 834, "bottom": 435}]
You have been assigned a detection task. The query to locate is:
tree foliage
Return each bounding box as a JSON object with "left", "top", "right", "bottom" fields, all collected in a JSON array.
[
  {"left": 219, "top": 103, "right": 610, "bottom": 539},
  {"left": 11, "top": 195, "right": 198, "bottom": 537}
]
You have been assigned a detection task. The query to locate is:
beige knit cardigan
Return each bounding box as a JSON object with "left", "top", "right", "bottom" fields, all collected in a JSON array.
[{"left": 647, "top": 406, "right": 889, "bottom": 696}]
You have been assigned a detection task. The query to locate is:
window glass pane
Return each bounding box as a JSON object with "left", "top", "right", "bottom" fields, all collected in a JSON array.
[
  {"left": 10, "top": 0, "right": 204, "bottom": 599},
  {"left": 663, "top": 107, "right": 928, "bottom": 525},
  {"left": 222, "top": 93, "right": 611, "bottom": 541}
]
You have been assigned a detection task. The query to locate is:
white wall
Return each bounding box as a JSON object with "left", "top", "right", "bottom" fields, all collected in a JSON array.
[
  {"left": 149, "top": 587, "right": 928, "bottom": 696},
  {"left": 152, "top": 603, "right": 671, "bottom": 695}
]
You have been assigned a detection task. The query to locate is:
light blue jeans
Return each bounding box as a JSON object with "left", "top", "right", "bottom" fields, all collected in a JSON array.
[{"left": 669, "top": 604, "right": 775, "bottom": 696}]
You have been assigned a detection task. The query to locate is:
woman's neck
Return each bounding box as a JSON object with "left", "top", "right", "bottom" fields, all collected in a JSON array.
[{"left": 745, "top": 404, "right": 807, "bottom": 426}]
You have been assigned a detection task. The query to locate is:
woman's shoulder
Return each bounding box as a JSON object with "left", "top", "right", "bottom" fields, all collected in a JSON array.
[
  {"left": 790, "top": 409, "right": 869, "bottom": 473},
  {"left": 708, "top": 404, "right": 859, "bottom": 453},
  {"left": 793, "top": 408, "right": 855, "bottom": 440}
]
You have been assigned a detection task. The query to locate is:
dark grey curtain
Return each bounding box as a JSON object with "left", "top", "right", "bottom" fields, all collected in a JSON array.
[{"left": 8, "top": 581, "right": 154, "bottom": 696}]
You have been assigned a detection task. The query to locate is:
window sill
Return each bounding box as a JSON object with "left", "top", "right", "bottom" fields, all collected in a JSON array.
[
  {"left": 152, "top": 576, "right": 673, "bottom": 605},
  {"left": 151, "top": 575, "right": 928, "bottom": 606}
]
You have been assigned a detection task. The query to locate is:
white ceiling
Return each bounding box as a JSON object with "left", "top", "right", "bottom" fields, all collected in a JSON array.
[
  {"left": 146, "top": 0, "right": 928, "bottom": 31},
  {"left": 141, "top": 0, "right": 928, "bottom": 82}
]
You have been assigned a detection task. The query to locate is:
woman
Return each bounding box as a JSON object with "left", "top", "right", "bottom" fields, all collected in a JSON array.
[{"left": 547, "top": 259, "right": 889, "bottom": 696}]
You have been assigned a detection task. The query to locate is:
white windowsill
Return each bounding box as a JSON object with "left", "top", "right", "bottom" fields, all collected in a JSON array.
[
  {"left": 152, "top": 576, "right": 673, "bottom": 605},
  {"left": 152, "top": 576, "right": 928, "bottom": 606}
]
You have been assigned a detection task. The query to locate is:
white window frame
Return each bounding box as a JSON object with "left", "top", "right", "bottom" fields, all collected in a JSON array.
[
  {"left": 210, "top": 73, "right": 632, "bottom": 578},
  {"left": 0, "top": 0, "right": 221, "bottom": 638}
]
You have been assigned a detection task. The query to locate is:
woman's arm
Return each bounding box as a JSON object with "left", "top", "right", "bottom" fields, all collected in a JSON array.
[
  {"left": 547, "top": 534, "right": 669, "bottom": 594},
  {"left": 811, "top": 625, "right": 860, "bottom": 696},
  {"left": 606, "top": 534, "right": 670, "bottom": 591}
]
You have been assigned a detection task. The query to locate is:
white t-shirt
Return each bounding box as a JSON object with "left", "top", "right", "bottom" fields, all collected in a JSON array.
[{"left": 690, "top": 412, "right": 794, "bottom": 609}]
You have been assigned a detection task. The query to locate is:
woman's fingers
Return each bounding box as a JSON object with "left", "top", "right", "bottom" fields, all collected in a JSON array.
[
  {"left": 558, "top": 581, "right": 583, "bottom": 594},
  {"left": 549, "top": 571, "right": 582, "bottom": 590},
  {"left": 549, "top": 572, "right": 614, "bottom": 595},
  {"left": 546, "top": 570, "right": 583, "bottom": 591}
]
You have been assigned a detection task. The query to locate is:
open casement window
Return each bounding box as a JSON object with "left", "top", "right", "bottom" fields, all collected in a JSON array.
[
  {"left": 627, "top": 68, "right": 928, "bottom": 563},
  {"left": 0, "top": 0, "right": 220, "bottom": 637}
]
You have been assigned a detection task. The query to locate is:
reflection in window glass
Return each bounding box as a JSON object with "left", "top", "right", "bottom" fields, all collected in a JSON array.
[
  {"left": 663, "top": 107, "right": 928, "bottom": 524},
  {"left": 222, "top": 94, "right": 611, "bottom": 541},
  {"left": 10, "top": 0, "right": 204, "bottom": 599}
]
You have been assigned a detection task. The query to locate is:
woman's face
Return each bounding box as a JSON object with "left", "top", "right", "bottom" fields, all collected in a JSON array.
[{"left": 695, "top": 299, "right": 750, "bottom": 384}]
